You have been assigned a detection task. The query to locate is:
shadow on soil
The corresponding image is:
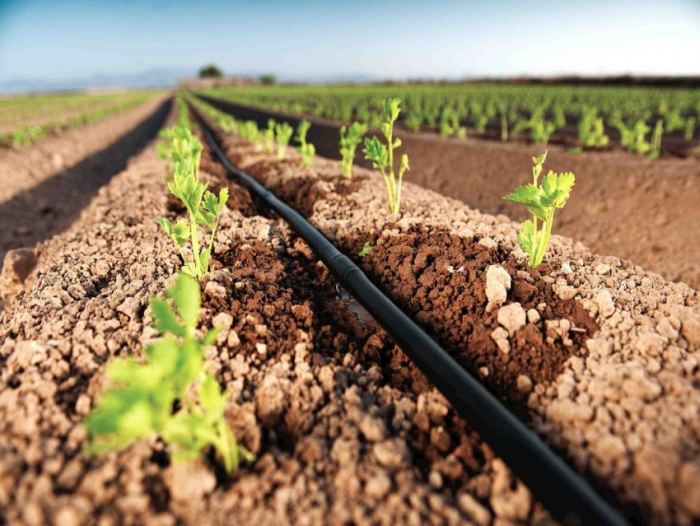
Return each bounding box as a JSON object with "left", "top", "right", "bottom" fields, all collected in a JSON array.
[{"left": 0, "top": 98, "right": 172, "bottom": 262}]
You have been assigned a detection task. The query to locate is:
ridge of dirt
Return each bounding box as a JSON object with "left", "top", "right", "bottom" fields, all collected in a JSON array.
[
  {"left": 216, "top": 126, "right": 700, "bottom": 524},
  {"left": 0, "top": 135, "right": 549, "bottom": 523},
  {"left": 0, "top": 97, "right": 172, "bottom": 268}
]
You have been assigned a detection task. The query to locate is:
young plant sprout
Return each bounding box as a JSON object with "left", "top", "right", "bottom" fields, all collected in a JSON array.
[
  {"left": 339, "top": 122, "right": 367, "bottom": 179},
  {"left": 358, "top": 242, "right": 373, "bottom": 257},
  {"left": 85, "top": 274, "right": 252, "bottom": 474},
  {"left": 295, "top": 119, "right": 316, "bottom": 167},
  {"left": 263, "top": 119, "right": 276, "bottom": 154},
  {"left": 503, "top": 151, "right": 575, "bottom": 268},
  {"left": 275, "top": 122, "right": 293, "bottom": 160},
  {"left": 650, "top": 119, "right": 664, "bottom": 160},
  {"left": 240, "top": 121, "right": 260, "bottom": 145},
  {"left": 614, "top": 117, "right": 651, "bottom": 156},
  {"left": 363, "top": 98, "right": 410, "bottom": 214},
  {"left": 577, "top": 107, "right": 609, "bottom": 149},
  {"left": 157, "top": 123, "right": 229, "bottom": 281}
]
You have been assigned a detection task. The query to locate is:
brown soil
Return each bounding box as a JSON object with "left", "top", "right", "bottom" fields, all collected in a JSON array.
[
  {"left": 211, "top": 117, "right": 700, "bottom": 524},
  {"left": 339, "top": 227, "right": 598, "bottom": 406},
  {"left": 0, "top": 96, "right": 171, "bottom": 265},
  {"left": 202, "top": 97, "right": 700, "bottom": 289},
  {"left": 0, "top": 114, "right": 548, "bottom": 524}
]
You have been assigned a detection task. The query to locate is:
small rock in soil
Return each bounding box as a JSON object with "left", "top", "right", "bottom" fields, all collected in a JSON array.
[
  {"left": 497, "top": 303, "right": 526, "bottom": 335},
  {"left": 485, "top": 265, "right": 511, "bottom": 312}
]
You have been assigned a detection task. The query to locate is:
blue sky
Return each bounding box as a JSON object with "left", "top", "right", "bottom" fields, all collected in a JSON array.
[{"left": 0, "top": 0, "right": 699, "bottom": 87}]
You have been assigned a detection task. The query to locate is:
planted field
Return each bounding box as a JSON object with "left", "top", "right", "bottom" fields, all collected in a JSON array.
[
  {"left": 203, "top": 84, "right": 700, "bottom": 158},
  {"left": 0, "top": 85, "right": 698, "bottom": 526},
  {"left": 0, "top": 90, "right": 161, "bottom": 148}
]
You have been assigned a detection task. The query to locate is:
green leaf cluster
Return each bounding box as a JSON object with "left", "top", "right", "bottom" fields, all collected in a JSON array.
[
  {"left": 85, "top": 274, "right": 252, "bottom": 474},
  {"left": 358, "top": 242, "right": 373, "bottom": 257},
  {"left": 577, "top": 107, "right": 609, "bottom": 149},
  {"left": 613, "top": 116, "right": 653, "bottom": 156},
  {"left": 263, "top": 119, "right": 276, "bottom": 154},
  {"left": 503, "top": 151, "right": 575, "bottom": 268},
  {"left": 295, "top": 119, "right": 316, "bottom": 167},
  {"left": 157, "top": 112, "right": 229, "bottom": 281},
  {"left": 439, "top": 107, "right": 466, "bottom": 139},
  {"left": 339, "top": 122, "right": 367, "bottom": 178},
  {"left": 275, "top": 122, "right": 293, "bottom": 160},
  {"left": 362, "top": 98, "right": 410, "bottom": 214}
]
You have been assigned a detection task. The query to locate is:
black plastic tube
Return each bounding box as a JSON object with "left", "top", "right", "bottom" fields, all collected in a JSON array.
[{"left": 192, "top": 105, "right": 627, "bottom": 526}]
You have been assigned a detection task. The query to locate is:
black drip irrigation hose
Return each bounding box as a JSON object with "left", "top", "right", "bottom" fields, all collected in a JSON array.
[{"left": 191, "top": 104, "right": 628, "bottom": 526}]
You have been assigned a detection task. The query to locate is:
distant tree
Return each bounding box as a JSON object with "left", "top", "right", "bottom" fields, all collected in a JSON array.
[
  {"left": 199, "top": 64, "right": 223, "bottom": 78},
  {"left": 259, "top": 74, "right": 277, "bottom": 86}
]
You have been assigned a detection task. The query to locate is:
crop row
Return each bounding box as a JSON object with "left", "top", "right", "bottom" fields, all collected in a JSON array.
[
  {"left": 0, "top": 90, "right": 160, "bottom": 148},
  {"left": 202, "top": 83, "right": 700, "bottom": 158},
  {"left": 83, "top": 93, "right": 576, "bottom": 478}
]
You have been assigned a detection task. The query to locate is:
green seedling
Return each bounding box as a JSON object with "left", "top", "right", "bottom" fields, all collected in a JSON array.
[
  {"left": 503, "top": 151, "right": 575, "bottom": 268},
  {"left": 85, "top": 274, "right": 252, "bottom": 474},
  {"left": 240, "top": 121, "right": 260, "bottom": 145},
  {"left": 339, "top": 122, "right": 367, "bottom": 179},
  {"left": 275, "top": 122, "right": 293, "bottom": 160},
  {"left": 263, "top": 119, "right": 276, "bottom": 154},
  {"left": 439, "top": 107, "right": 466, "bottom": 138},
  {"left": 578, "top": 107, "right": 609, "bottom": 149},
  {"left": 157, "top": 124, "right": 228, "bottom": 281},
  {"left": 650, "top": 120, "right": 663, "bottom": 160},
  {"left": 358, "top": 242, "right": 373, "bottom": 257},
  {"left": 405, "top": 112, "right": 423, "bottom": 133},
  {"left": 684, "top": 117, "right": 696, "bottom": 141},
  {"left": 295, "top": 119, "right": 316, "bottom": 167},
  {"left": 614, "top": 118, "right": 651, "bottom": 156},
  {"left": 363, "top": 98, "right": 410, "bottom": 215}
]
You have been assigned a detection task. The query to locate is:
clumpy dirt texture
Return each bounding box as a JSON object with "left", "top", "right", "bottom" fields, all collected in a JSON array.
[
  {"left": 214, "top": 119, "right": 700, "bottom": 524},
  {"left": 341, "top": 227, "right": 598, "bottom": 406},
  {"left": 0, "top": 132, "right": 549, "bottom": 523},
  {"left": 0, "top": 95, "right": 171, "bottom": 263},
  {"left": 207, "top": 99, "right": 700, "bottom": 289}
]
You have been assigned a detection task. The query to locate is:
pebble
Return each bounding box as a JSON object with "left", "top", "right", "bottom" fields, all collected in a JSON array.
[
  {"left": 490, "top": 327, "right": 510, "bottom": 354},
  {"left": 359, "top": 415, "right": 388, "bottom": 442},
  {"left": 227, "top": 330, "right": 240, "bottom": 347},
  {"left": 458, "top": 492, "right": 491, "bottom": 526},
  {"left": 595, "top": 263, "right": 611, "bottom": 275},
  {"left": 497, "top": 303, "right": 526, "bottom": 335},
  {"left": 373, "top": 438, "right": 411, "bottom": 469},
  {"left": 516, "top": 375, "right": 533, "bottom": 393},
  {"left": 526, "top": 308, "right": 540, "bottom": 323},
  {"left": 485, "top": 265, "right": 511, "bottom": 312},
  {"left": 203, "top": 280, "right": 226, "bottom": 300},
  {"left": 594, "top": 290, "right": 615, "bottom": 318},
  {"left": 165, "top": 461, "right": 216, "bottom": 502},
  {"left": 212, "top": 312, "right": 233, "bottom": 330},
  {"left": 365, "top": 474, "right": 391, "bottom": 499}
]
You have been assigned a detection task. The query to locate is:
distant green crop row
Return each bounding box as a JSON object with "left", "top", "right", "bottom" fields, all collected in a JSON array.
[
  {"left": 202, "top": 83, "right": 700, "bottom": 158},
  {"left": 0, "top": 90, "right": 160, "bottom": 149}
]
